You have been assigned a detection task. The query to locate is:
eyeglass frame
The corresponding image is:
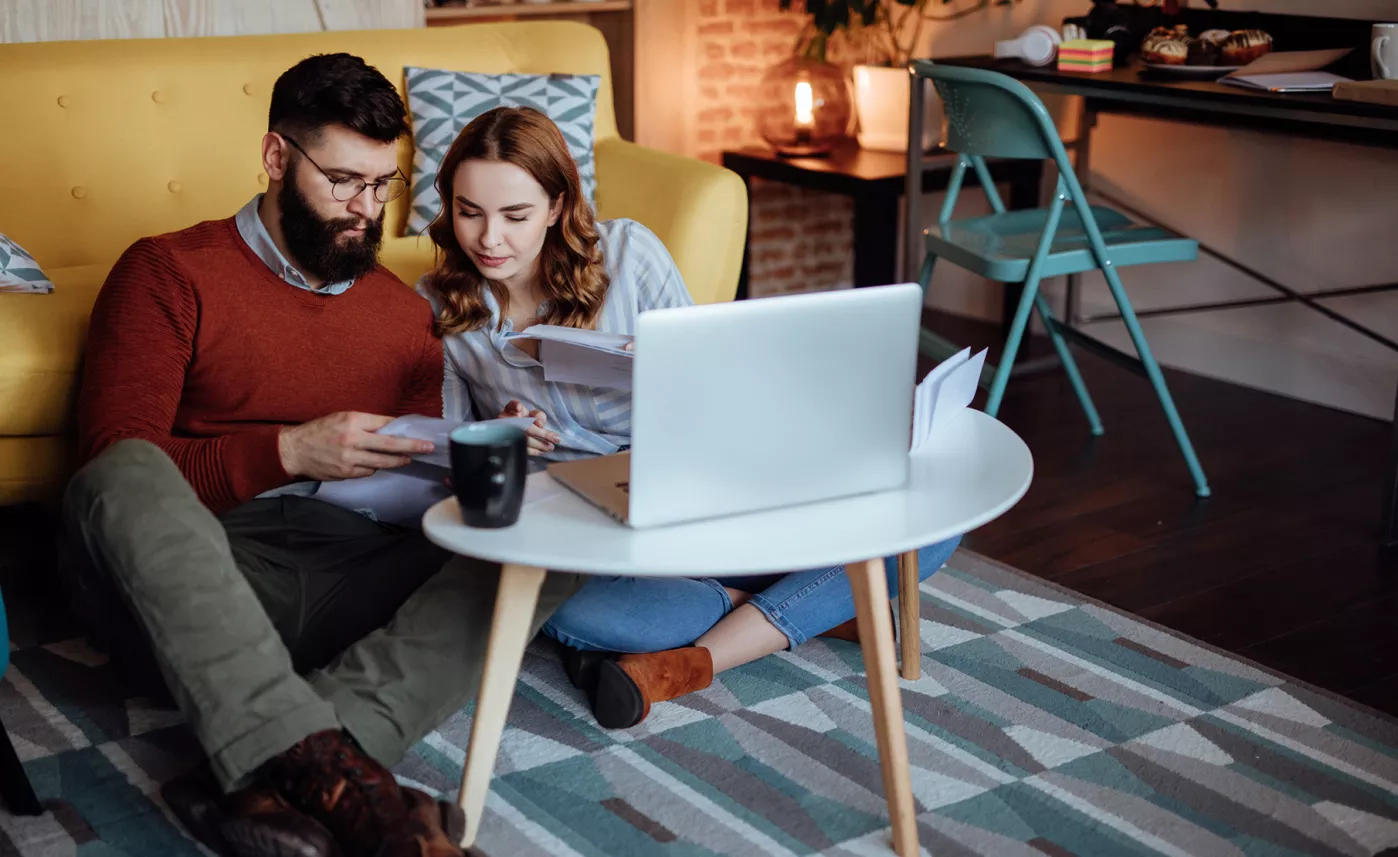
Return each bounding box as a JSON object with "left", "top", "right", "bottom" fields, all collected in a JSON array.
[{"left": 280, "top": 134, "right": 408, "bottom": 204}]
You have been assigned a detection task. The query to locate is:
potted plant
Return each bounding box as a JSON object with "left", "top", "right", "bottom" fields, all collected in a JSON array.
[{"left": 780, "top": 0, "right": 1023, "bottom": 152}]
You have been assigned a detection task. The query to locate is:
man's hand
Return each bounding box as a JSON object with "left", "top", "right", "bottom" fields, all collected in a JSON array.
[
  {"left": 278, "top": 412, "right": 432, "bottom": 481},
  {"left": 500, "top": 400, "right": 560, "bottom": 456}
]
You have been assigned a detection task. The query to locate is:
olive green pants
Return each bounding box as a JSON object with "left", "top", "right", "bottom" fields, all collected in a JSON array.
[{"left": 61, "top": 439, "right": 581, "bottom": 791}]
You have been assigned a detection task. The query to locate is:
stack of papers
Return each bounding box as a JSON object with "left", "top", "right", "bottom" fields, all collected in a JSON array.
[
  {"left": 910, "top": 347, "right": 987, "bottom": 457},
  {"left": 1219, "top": 48, "right": 1354, "bottom": 94},
  {"left": 315, "top": 414, "right": 536, "bottom": 526},
  {"left": 506, "top": 324, "right": 634, "bottom": 390}
]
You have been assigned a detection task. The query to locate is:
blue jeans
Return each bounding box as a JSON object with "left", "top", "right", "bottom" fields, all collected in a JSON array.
[{"left": 541, "top": 535, "right": 961, "bottom": 652}]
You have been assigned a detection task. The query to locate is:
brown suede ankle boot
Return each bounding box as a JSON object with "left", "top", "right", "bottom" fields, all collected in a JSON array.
[
  {"left": 592, "top": 647, "right": 714, "bottom": 729},
  {"left": 262, "top": 729, "right": 409, "bottom": 857}
]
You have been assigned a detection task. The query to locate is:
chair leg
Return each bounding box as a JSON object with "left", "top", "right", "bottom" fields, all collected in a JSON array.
[
  {"left": 1100, "top": 264, "right": 1211, "bottom": 498},
  {"left": 916, "top": 252, "right": 937, "bottom": 290},
  {"left": 984, "top": 274, "right": 1042, "bottom": 418},
  {"left": 1033, "top": 292, "right": 1103, "bottom": 436},
  {"left": 0, "top": 716, "right": 42, "bottom": 816}
]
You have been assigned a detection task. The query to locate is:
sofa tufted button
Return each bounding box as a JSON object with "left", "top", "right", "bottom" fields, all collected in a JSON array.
[
  {"left": 243, "top": 83, "right": 255, "bottom": 96},
  {"left": 57, "top": 95, "right": 70, "bottom": 108},
  {"left": 168, "top": 180, "right": 182, "bottom": 193},
  {"left": 71, "top": 187, "right": 87, "bottom": 199},
  {"left": 151, "top": 90, "right": 166, "bottom": 104}
]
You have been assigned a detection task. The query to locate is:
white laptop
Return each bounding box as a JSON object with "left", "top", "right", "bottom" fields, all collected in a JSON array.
[{"left": 547, "top": 283, "right": 923, "bottom": 529}]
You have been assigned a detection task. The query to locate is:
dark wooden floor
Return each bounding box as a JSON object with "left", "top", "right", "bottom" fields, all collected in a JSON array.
[
  {"left": 921, "top": 309, "right": 1398, "bottom": 718},
  {"left": 2, "top": 310, "right": 1397, "bottom": 720}
]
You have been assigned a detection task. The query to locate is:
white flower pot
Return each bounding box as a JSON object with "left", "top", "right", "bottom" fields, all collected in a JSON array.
[{"left": 852, "top": 64, "right": 943, "bottom": 153}]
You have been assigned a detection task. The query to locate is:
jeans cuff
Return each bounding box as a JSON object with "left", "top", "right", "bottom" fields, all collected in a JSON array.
[
  {"left": 747, "top": 593, "right": 805, "bottom": 649},
  {"left": 208, "top": 699, "right": 340, "bottom": 792}
]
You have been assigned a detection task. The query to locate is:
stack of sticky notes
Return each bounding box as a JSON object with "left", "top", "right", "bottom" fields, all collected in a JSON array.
[{"left": 1058, "top": 39, "right": 1114, "bottom": 73}]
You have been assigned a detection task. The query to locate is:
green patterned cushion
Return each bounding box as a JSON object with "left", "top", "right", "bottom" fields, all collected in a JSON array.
[
  {"left": 404, "top": 67, "right": 601, "bottom": 237},
  {"left": 0, "top": 233, "right": 53, "bottom": 294}
]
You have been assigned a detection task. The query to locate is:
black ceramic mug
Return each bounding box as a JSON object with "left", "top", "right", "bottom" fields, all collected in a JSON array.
[{"left": 449, "top": 423, "right": 527, "bottom": 528}]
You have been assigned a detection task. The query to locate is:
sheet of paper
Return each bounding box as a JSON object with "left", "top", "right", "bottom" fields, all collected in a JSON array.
[
  {"left": 929, "top": 348, "right": 987, "bottom": 435},
  {"left": 315, "top": 461, "right": 451, "bottom": 527},
  {"left": 377, "top": 415, "right": 536, "bottom": 468},
  {"left": 316, "top": 461, "right": 565, "bottom": 529},
  {"left": 910, "top": 347, "right": 987, "bottom": 457},
  {"left": 507, "top": 324, "right": 634, "bottom": 354},
  {"left": 1220, "top": 71, "right": 1350, "bottom": 92},
  {"left": 1221, "top": 48, "right": 1353, "bottom": 78},
  {"left": 911, "top": 348, "right": 969, "bottom": 454},
  {"left": 538, "top": 339, "right": 634, "bottom": 390}
]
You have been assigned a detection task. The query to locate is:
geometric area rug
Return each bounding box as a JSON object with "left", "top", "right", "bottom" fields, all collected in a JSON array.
[{"left": 2, "top": 550, "right": 1397, "bottom": 856}]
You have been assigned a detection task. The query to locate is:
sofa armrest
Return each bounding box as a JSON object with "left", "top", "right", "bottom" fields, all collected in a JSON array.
[{"left": 594, "top": 139, "right": 747, "bottom": 305}]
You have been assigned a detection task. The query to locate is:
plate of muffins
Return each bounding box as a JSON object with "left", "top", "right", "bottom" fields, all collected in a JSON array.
[{"left": 1139, "top": 25, "right": 1273, "bottom": 76}]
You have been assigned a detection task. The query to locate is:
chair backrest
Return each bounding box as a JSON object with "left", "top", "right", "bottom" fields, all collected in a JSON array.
[{"left": 914, "top": 62, "right": 1074, "bottom": 173}]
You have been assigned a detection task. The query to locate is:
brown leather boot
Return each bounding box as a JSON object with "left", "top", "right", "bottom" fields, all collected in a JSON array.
[
  {"left": 592, "top": 647, "right": 714, "bottom": 729},
  {"left": 373, "top": 787, "right": 479, "bottom": 857},
  {"left": 161, "top": 764, "right": 338, "bottom": 857},
  {"left": 261, "top": 730, "right": 409, "bottom": 857}
]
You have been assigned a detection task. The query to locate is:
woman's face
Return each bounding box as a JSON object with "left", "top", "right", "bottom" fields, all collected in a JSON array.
[{"left": 450, "top": 158, "right": 562, "bottom": 290}]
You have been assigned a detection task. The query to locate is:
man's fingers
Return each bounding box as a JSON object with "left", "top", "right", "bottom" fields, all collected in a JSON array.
[
  {"left": 354, "top": 452, "right": 413, "bottom": 471},
  {"left": 360, "top": 433, "right": 432, "bottom": 455},
  {"left": 356, "top": 413, "right": 396, "bottom": 431}
]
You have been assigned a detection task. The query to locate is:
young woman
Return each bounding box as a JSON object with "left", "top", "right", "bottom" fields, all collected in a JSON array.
[{"left": 418, "top": 106, "right": 961, "bottom": 729}]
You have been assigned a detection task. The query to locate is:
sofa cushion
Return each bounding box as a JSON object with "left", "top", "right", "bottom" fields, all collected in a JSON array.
[
  {"left": 0, "top": 233, "right": 54, "bottom": 294},
  {"left": 403, "top": 67, "right": 601, "bottom": 237},
  {"left": 0, "top": 264, "right": 106, "bottom": 436}
]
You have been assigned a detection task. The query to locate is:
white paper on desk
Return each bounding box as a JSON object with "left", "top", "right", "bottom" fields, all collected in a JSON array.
[
  {"left": 1219, "top": 71, "right": 1351, "bottom": 92},
  {"left": 377, "top": 415, "right": 537, "bottom": 468},
  {"left": 910, "top": 347, "right": 987, "bottom": 455}
]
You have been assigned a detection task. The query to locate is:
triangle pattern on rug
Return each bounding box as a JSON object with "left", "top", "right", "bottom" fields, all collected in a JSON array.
[
  {"left": 995, "top": 590, "right": 1075, "bottom": 623},
  {"left": 1232, "top": 687, "right": 1331, "bottom": 728},
  {"left": 1312, "top": 800, "right": 1398, "bottom": 853},
  {"left": 749, "top": 692, "right": 838, "bottom": 733},
  {"left": 1003, "top": 725, "right": 1101, "bottom": 770},
  {"left": 1132, "top": 722, "right": 1234, "bottom": 765}
]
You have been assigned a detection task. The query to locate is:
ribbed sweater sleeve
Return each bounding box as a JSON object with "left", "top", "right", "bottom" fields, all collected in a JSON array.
[{"left": 77, "top": 237, "right": 290, "bottom": 512}]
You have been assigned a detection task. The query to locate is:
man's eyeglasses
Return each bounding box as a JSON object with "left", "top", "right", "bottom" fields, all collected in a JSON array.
[{"left": 282, "top": 135, "right": 408, "bottom": 204}]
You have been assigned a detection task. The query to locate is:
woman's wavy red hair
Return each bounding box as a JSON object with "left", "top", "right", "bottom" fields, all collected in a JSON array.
[{"left": 422, "top": 106, "right": 608, "bottom": 336}]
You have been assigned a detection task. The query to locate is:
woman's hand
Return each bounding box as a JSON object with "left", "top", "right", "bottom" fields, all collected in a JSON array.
[{"left": 500, "top": 399, "right": 559, "bottom": 455}]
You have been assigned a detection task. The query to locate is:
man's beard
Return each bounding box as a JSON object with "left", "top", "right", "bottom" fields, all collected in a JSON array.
[{"left": 278, "top": 164, "right": 385, "bottom": 285}]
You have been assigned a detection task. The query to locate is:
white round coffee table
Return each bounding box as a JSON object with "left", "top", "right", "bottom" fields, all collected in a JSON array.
[{"left": 423, "top": 409, "right": 1032, "bottom": 855}]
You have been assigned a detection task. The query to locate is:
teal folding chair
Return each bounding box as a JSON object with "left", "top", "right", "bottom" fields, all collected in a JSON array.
[{"left": 907, "top": 62, "right": 1209, "bottom": 498}]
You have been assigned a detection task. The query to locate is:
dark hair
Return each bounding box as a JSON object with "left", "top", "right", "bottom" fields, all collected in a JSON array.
[
  {"left": 268, "top": 53, "right": 408, "bottom": 144},
  {"left": 424, "top": 107, "right": 608, "bottom": 336}
]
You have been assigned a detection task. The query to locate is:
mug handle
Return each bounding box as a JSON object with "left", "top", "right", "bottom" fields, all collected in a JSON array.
[{"left": 1376, "top": 36, "right": 1392, "bottom": 79}]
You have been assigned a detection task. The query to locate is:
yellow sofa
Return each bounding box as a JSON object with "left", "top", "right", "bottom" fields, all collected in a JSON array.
[{"left": 0, "top": 22, "right": 748, "bottom": 507}]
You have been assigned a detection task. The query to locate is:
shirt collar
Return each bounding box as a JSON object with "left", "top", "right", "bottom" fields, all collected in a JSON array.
[{"left": 235, "top": 194, "right": 354, "bottom": 296}]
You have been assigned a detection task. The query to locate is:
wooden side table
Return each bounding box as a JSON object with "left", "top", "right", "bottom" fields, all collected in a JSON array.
[
  {"left": 720, "top": 142, "right": 1045, "bottom": 330},
  {"left": 423, "top": 409, "right": 1034, "bottom": 855}
]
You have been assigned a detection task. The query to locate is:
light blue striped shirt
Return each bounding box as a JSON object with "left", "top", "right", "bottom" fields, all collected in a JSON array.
[{"left": 418, "top": 218, "right": 693, "bottom": 464}]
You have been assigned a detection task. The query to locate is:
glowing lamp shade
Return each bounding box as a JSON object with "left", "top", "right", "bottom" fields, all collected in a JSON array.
[{"left": 756, "top": 57, "right": 851, "bottom": 158}]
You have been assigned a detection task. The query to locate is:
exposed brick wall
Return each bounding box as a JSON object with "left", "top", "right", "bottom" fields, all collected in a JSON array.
[{"left": 691, "top": 0, "right": 855, "bottom": 297}]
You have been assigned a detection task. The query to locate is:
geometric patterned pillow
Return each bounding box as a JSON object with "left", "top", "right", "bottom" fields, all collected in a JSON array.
[
  {"left": 403, "top": 67, "right": 601, "bottom": 237},
  {"left": 0, "top": 233, "right": 54, "bottom": 294}
]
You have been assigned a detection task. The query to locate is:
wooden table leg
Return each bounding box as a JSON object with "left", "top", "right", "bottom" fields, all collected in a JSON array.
[
  {"left": 896, "top": 551, "right": 921, "bottom": 681},
  {"left": 457, "top": 563, "right": 547, "bottom": 848},
  {"left": 850, "top": 558, "right": 919, "bottom": 856}
]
